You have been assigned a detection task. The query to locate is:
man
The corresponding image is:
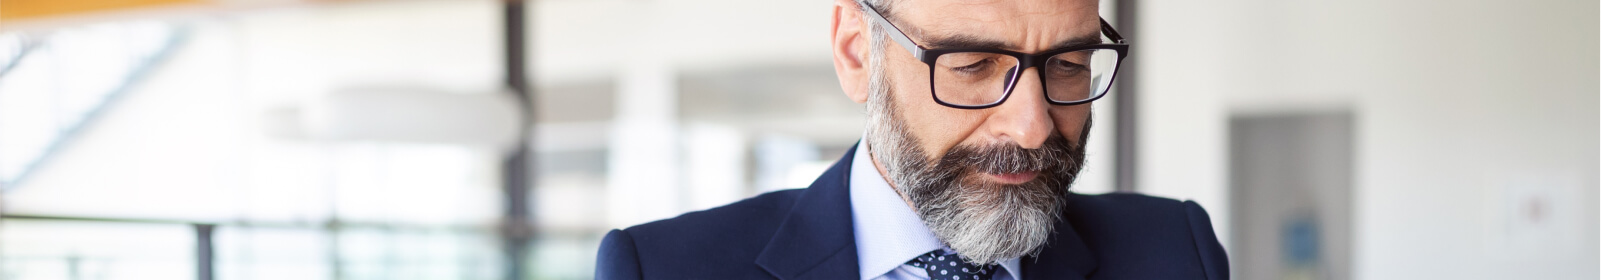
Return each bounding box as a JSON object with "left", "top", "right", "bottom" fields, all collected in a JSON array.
[{"left": 596, "top": 0, "right": 1229, "bottom": 278}]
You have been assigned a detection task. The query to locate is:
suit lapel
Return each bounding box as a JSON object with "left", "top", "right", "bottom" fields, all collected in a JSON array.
[
  {"left": 1021, "top": 208, "right": 1099, "bottom": 279},
  {"left": 755, "top": 145, "right": 861, "bottom": 280}
]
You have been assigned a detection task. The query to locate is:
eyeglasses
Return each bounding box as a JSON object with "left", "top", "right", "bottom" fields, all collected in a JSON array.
[{"left": 860, "top": 2, "right": 1129, "bottom": 109}]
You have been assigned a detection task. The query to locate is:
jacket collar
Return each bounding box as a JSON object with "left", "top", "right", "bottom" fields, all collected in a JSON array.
[{"left": 755, "top": 144, "right": 861, "bottom": 280}]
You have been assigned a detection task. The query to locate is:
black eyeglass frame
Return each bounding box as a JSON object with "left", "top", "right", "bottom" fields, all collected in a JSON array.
[{"left": 860, "top": 1, "right": 1131, "bottom": 109}]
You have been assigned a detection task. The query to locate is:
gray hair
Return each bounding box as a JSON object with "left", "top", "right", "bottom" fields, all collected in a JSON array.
[{"left": 861, "top": 0, "right": 909, "bottom": 177}]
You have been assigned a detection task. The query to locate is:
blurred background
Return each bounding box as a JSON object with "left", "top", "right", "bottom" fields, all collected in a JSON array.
[{"left": 0, "top": 0, "right": 1594, "bottom": 279}]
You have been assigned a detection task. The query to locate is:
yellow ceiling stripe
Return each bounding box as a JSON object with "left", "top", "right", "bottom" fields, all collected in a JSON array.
[{"left": 1, "top": 0, "right": 205, "bottom": 20}]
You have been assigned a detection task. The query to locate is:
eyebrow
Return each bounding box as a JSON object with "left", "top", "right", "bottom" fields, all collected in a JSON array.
[
  {"left": 922, "top": 34, "right": 1012, "bottom": 50},
  {"left": 1048, "top": 35, "right": 1106, "bottom": 50},
  {"left": 920, "top": 32, "right": 1104, "bottom": 52}
]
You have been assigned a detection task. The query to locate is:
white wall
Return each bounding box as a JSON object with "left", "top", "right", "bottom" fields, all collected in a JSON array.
[{"left": 1137, "top": 0, "right": 1598, "bottom": 279}]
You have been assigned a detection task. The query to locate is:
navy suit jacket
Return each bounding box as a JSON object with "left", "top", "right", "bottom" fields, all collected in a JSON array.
[{"left": 596, "top": 145, "right": 1229, "bottom": 279}]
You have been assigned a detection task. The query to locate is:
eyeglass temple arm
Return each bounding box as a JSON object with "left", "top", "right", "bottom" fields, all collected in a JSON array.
[
  {"left": 1100, "top": 18, "right": 1126, "bottom": 44},
  {"left": 858, "top": 1, "right": 928, "bottom": 61}
]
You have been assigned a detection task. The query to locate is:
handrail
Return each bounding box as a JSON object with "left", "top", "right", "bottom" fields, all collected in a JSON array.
[
  {"left": 0, "top": 213, "right": 499, "bottom": 280},
  {"left": 0, "top": 213, "right": 493, "bottom": 232},
  {"left": 0, "top": 34, "right": 35, "bottom": 78},
  {"left": 0, "top": 23, "right": 187, "bottom": 190}
]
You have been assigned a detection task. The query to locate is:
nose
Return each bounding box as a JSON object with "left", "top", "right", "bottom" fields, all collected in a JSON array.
[{"left": 987, "top": 67, "right": 1054, "bottom": 149}]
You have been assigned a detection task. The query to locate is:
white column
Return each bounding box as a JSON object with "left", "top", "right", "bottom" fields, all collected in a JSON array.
[
  {"left": 684, "top": 123, "right": 747, "bottom": 211},
  {"left": 606, "top": 61, "right": 683, "bottom": 228}
]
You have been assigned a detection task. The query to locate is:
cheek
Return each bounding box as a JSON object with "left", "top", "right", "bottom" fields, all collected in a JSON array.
[
  {"left": 1050, "top": 106, "right": 1092, "bottom": 142},
  {"left": 887, "top": 61, "right": 983, "bottom": 159}
]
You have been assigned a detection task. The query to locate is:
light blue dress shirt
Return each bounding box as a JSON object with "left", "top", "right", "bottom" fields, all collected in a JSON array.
[{"left": 849, "top": 140, "right": 1022, "bottom": 280}]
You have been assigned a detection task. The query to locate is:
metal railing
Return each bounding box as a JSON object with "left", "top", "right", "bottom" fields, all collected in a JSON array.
[
  {"left": 0, "top": 213, "right": 499, "bottom": 280},
  {"left": 0, "top": 21, "right": 186, "bottom": 190}
]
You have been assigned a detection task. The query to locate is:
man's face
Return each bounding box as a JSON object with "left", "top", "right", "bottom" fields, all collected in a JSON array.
[
  {"left": 882, "top": 0, "right": 1100, "bottom": 164},
  {"left": 830, "top": 0, "right": 1102, "bottom": 265}
]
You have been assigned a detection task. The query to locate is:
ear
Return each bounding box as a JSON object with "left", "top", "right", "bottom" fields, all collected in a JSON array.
[{"left": 831, "top": 0, "right": 871, "bottom": 104}]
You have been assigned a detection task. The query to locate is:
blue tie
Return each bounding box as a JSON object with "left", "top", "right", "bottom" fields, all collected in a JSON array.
[{"left": 906, "top": 250, "right": 998, "bottom": 280}]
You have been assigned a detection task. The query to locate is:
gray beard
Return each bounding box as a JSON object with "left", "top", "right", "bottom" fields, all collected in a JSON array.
[{"left": 863, "top": 60, "right": 1087, "bottom": 266}]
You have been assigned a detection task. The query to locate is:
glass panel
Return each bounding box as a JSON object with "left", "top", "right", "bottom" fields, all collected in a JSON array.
[
  {"left": 215, "top": 227, "right": 331, "bottom": 280},
  {"left": 214, "top": 225, "right": 501, "bottom": 280},
  {"left": 530, "top": 235, "right": 601, "bottom": 279},
  {"left": 0, "top": 220, "right": 195, "bottom": 280},
  {"left": 333, "top": 227, "right": 499, "bottom": 280}
]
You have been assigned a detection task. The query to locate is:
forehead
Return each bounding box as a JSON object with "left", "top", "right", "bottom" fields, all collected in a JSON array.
[{"left": 892, "top": 0, "right": 1101, "bottom": 52}]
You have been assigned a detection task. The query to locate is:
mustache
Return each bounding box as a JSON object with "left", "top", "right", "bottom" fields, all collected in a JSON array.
[{"left": 934, "top": 135, "right": 1081, "bottom": 176}]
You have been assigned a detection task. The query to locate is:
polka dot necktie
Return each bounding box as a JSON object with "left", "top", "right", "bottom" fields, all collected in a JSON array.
[{"left": 905, "top": 250, "right": 998, "bottom": 280}]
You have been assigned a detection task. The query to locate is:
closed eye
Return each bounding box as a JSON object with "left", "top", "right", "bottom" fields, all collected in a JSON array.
[
  {"left": 953, "top": 59, "right": 995, "bottom": 74},
  {"left": 1048, "top": 58, "right": 1087, "bottom": 75}
]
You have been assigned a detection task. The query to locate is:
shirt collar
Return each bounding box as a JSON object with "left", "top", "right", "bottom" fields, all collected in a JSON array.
[{"left": 849, "top": 139, "right": 1022, "bottom": 280}]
